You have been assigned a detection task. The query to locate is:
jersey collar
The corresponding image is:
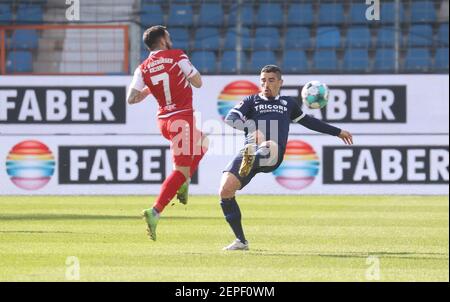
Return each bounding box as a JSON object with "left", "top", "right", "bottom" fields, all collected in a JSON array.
[
  {"left": 149, "top": 50, "right": 163, "bottom": 56},
  {"left": 258, "top": 93, "right": 280, "bottom": 101}
]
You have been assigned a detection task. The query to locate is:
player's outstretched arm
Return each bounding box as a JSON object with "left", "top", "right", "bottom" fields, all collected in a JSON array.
[
  {"left": 298, "top": 114, "right": 353, "bottom": 145},
  {"left": 127, "top": 87, "right": 150, "bottom": 105}
]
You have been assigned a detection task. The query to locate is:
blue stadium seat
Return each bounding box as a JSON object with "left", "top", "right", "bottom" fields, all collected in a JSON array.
[
  {"left": 318, "top": 3, "right": 345, "bottom": 25},
  {"left": 223, "top": 28, "right": 251, "bottom": 50},
  {"left": 434, "top": 47, "right": 449, "bottom": 70},
  {"left": 141, "top": 49, "right": 149, "bottom": 61},
  {"left": 407, "top": 25, "right": 433, "bottom": 47},
  {"left": 380, "top": 2, "right": 405, "bottom": 24},
  {"left": 247, "top": 51, "right": 277, "bottom": 73},
  {"left": 287, "top": 3, "right": 314, "bottom": 26},
  {"left": 16, "top": 4, "right": 43, "bottom": 23},
  {"left": 437, "top": 23, "right": 449, "bottom": 46},
  {"left": 316, "top": 27, "right": 341, "bottom": 48},
  {"left": 404, "top": 48, "right": 431, "bottom": 71},
  {"left": 228, "top": 4, "right": 254, "bottom": 27},
  {"left": 282, "top": 50, "right": 308, "bottom": 73},
  {"left": 343, "top": 49, "right": 369, "bottom": 71},
  {"left": 0, "top": 4, "right": 12, "bottom": 24},
  {"left": 193, "top": 27, "right": 220, "bottom": 51},
  {"left": 167, "top": 4, "right": 193, "bottom": 27},
  {"left": 346, "top": 26, "right": 371, "bottom": 48},
  {"left": 373, "top": 48, "right": 396, "bottom": 71},
  {"left": 220, "top": 51, "right": 245, "bottom": 73},
  {"left": 253, "top": 27, "right": 280, "bottom": 50},
  {"left": 140, "top": 4, "right": 164, "bottom": 26},
  {"left": 313, "top": 50, "right": 338, "bottom": 71},
  {"left": 169, "top": 28, "right": 190, "bottom": 50},
  {"left": 9, "top": 30, "right": 39, "bottom": 50},
  {"left": 256, "top": 3, "right": 283, "bottom": 27},
  {"left": 198, "top": 3, "right": 224, "bottom": 27},
  {"left": 348, "top": 3, "right": 368, "bottom": 24},
  {"left": 191, "top": 51, "right": 217, "bottom": 73},
  {"left": 6, "top": 51, "right": 33, "bottom": 73},
  {"left": 410, "top": 1, "right": 436, "bottom": 23},
  {"left": 284, "top": 27, "right": 311, "bottom": 49},
  {"left": 376, "top": 27, "right": 396, "bottom": 47}
]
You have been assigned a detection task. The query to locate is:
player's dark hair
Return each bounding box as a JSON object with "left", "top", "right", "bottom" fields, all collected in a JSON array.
[
  {"left": 261, "top": 65, "right": 282, "bottom": 79},
  {"left": 143, "top": 25, "right": 167, "bottom": 50}
]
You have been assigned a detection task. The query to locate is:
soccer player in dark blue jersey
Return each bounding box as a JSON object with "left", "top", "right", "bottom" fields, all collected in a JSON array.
[{"left": 220, "top": 65, "right": 353, "bottom": 250}]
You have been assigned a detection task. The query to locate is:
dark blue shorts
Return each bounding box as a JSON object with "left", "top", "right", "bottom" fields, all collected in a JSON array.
[{"left": 223, "top": 145, "right": 282, "bottom": 189}]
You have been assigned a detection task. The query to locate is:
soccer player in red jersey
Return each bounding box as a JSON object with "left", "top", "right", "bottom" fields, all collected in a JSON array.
[{"left": 127, "top": 26, "right": 209, "bottom": 241}]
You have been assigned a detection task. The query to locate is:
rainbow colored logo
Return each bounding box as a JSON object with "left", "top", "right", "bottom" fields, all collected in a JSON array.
[
  {"left": 217, "top": 80, "right": 260, "bottom": 119},
  {"left": 6, "top": 140, "right": 55, "bottom": 190},
  {"left": 273, "top": 140, "right": 320, "bottom": 190}
]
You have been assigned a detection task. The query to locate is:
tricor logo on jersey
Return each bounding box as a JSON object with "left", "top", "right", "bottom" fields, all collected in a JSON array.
[{"left": 255, "top": 104, "right": 288, "bottom": 114}]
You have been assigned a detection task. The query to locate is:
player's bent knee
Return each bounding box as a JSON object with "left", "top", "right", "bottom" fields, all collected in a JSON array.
[{"left": 219, "top": 185, "right": 236, "bottom": 199}]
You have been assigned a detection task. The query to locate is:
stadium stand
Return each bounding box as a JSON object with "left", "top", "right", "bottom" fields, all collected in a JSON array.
[
  {"left": 284, "top": 27, "right": 312, "bottom": 49},
  {"left": 313, "top": 49, "right": 338, "bottom": 71},
  {"left": 198, "top": 3, "right": 224, "bottom": 27},
  {"left": 6, "top": 50, "right": 32, "bottom": 72},
  {"left": 167, "top": 4, "right": 194, "bottom": 27},
  {"left": 282, "top": 50, "right": 308, "bottom": 73},
  {"left": 373, "top": 48, "right": 396, "bottom": 71},
  {"left": 220, "top": 50, "right": 245, "bottom": 73},
  {"left": 194, "top": 27, "right": 220, "bottom": 51},
  {"left": 1, "top": 0, "right": 449, "bottom": 75},
  {"left": 346, "top": 26, "right": 371, "bottom": 48},
  {"left": 253, "top": 27, "right": 281, "bottom": 50},
  {"left": 191, "top": 50, "right": 217, "bottom": 73},
  {"left": 343, "top": 48, "right": 370, "bottom": 71},
  {"left": 434, "top": 47, "right": 449, "bottom": 69},
  {"left": 248, "top": 50, "right": 277, "bottom": 73},
  {"left": 255, "top": 3, "right": 283, "bottom": 27},
  {"left": 404, "top": 47, "right": 432, "bottom": 71},
  {"left": 287, "top": 3, "right": 314, "bottom": 26}
]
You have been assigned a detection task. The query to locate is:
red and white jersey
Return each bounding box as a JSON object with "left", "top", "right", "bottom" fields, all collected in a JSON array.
[{"left": 130, "top": 49, "right": 198, "bottom": 118}]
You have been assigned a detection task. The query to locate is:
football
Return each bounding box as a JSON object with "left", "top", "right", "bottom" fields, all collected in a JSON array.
[{"left": 301, "top": 81, "right": 329, "bottom": 109}]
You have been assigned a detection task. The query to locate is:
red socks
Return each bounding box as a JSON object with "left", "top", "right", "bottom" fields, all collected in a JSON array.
[
  {"left": 153, "top": 170, "right": 186, "bottom": 213},
  {"left": 153, "top": 145, "right": 207, "bottom": 213}
]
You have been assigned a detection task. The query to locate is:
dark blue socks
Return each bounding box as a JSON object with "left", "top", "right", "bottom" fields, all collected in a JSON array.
[{"left": 220, "top": 197, "right": 247, "bottom": 243}]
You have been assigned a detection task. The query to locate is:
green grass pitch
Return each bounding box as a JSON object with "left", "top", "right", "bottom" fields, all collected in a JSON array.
[{"left": 0, "top": 195, "right": 448, "bottom": 282}]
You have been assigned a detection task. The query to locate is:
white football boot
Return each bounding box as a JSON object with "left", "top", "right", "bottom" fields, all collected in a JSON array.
[{"left": 222, "top": 239, "right": 249, "bottom": 251}]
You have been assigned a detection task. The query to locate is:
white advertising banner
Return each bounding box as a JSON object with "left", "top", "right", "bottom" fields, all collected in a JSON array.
[
  {"left": 0, "top": 75, "right": 448, "bottom": 135},
  {"left": 0, "top": 134, "right": 447, "bottom": 195}
]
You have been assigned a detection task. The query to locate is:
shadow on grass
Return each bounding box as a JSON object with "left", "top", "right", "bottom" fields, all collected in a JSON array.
[{"left": 249, "top": 249, "right": 449, "bottom": 260}]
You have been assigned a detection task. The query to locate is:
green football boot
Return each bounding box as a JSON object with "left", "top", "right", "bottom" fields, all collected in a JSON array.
[
  {"left": 176, "top": 179, "right": 190, "bottom": 205},
  {"left": 142, "top": 208, "right": 159, "bottom": 241}
]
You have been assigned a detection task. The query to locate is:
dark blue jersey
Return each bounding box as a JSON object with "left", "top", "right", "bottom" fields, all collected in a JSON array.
[
  {"left": 227, "top": 94, "right": 304, "bottom": 151},
  {"left": 225, "top": 93, "right": 342, "bottom": 163}
]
